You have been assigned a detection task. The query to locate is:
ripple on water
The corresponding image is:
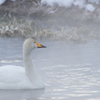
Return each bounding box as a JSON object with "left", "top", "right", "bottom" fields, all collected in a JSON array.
[{"left": 0, "top": 38, "right": 100, "bottom": 99}]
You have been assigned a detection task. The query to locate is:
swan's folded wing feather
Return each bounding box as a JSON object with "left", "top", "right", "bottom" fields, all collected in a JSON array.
[
  {"left": 0, "top": 65, "right": 26, "bottom": 83},
  {"left": 0, "top": 65, "right": 33, "bottom": 89}
]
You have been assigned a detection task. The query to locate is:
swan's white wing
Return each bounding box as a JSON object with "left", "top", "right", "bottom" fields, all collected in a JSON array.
[
  {"left": 0, "top": 65, "right": 33, "bottom": 89},
  {"left": 0, "top": 65, "right": 25, "bottom": 83}
]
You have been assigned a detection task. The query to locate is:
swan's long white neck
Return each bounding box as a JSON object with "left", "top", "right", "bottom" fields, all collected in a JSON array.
[
  {"left": 23, "top": 48, "right": 39, "bottom": 83},
  {"left": 22, "top": 39, "right": 44, "bottom": 88}
]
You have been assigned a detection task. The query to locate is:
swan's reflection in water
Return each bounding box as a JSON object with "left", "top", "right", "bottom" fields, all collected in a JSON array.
[{"left": 0, "top": 89, "right": 45, "bottom": 100}]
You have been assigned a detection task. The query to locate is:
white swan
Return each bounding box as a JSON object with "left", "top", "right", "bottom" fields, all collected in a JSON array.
[{"left": 0, "top": 38, "right": 46, "bottom": 89}]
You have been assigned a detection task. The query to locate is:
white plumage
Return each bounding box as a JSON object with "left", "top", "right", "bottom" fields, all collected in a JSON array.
[{"left": 0, "top": 38, "right": 46, "bottom": 89}]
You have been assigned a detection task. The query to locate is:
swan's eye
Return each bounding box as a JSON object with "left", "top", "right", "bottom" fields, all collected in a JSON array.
[{"left": 34, "top": 42, "right": 36, "bottom": 43}]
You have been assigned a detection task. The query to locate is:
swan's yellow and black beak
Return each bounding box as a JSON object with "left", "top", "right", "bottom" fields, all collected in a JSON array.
[{"left": 35, "top": 42, "right": 46, "bottom": 48}]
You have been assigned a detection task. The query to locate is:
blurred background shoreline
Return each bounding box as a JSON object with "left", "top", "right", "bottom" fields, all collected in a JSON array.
[{"left": 0, "top": 0, "right": 100, "bottom": 43}]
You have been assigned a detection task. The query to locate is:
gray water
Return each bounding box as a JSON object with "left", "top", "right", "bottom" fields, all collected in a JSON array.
[{"left": 0, "top": 38, "right": 100, "bottom": 100}]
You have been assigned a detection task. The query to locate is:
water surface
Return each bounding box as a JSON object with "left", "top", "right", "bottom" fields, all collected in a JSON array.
[{"left": 0, "top": 38, "right": 100, "bottom": 100}]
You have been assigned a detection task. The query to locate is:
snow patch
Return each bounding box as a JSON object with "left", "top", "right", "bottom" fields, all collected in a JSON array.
[
  {"left": 73, "top": 0, "right": 86, "bottom": 8},
  {"left": 0, "top": 0, "right": 6, "bottom": 5},
  {"left": 86, "top": 4, "right": 95, "bottom": 12},
  {"left": 41, "top": 0, "right": 74, "bottom": 7},
  {"left": 41, "top": 0, "right": 98, "bottom": 12}
]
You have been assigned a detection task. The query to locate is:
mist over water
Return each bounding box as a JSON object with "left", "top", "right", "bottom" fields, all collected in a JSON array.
[
  {"left": 0, "top": 0, "right": 100, "bottom": 100},
  {"left": 0, "top": 38, "right": 100, "bottom": 100},
  {"left": 29, "top": 0, "right": 100, "bottom": 42}
]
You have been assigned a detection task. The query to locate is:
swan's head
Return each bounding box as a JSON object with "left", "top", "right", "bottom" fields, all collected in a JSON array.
[{"left": 23, "top": 38, "right": 46, "bottom": 52}]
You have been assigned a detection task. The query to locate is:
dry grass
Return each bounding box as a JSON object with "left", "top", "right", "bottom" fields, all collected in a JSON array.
[
  {"left": 0, "top": 18, "right": 35, "bottom": 37},
  {"left": 35, "top": 27, "right": 91, "bottom": 43},
  {"left": 0, "top": 18, "right": 99, "bottom": 43}
]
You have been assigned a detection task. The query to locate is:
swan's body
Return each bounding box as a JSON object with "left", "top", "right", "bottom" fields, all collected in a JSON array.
[{"left": 0, "top": 38, "right": 46, "bottom": 89}]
